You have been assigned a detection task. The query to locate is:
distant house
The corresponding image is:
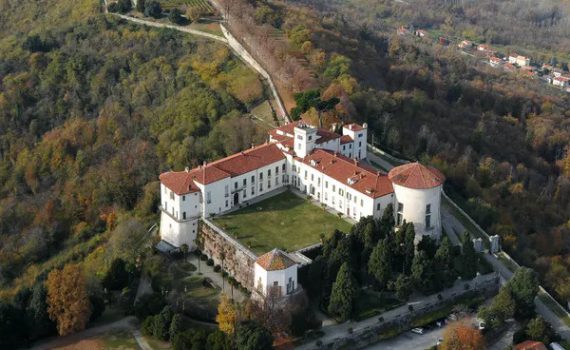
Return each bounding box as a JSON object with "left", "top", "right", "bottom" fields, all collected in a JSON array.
[
  {"left": 514, "top": 340, "right": 547, "bottom": 350},
  {"left": 415, "top": 29, "right": 428, "bottom": 38},
  {"left": 438, "top": 36, "right": 450, "bottom": 46},
  {"left": 489, "top": 56, "right": 503, "bottom": 68},
  {"left": 520, "top": 66, "right": 537, "bottom": 77},
  {"left": 458, "top": 40, "right": 473, "bottom": 49},
  {"left": 503, "top": 62, "right": 517, "bottom": 73},
  {"left": 541, "top": 63, "right": 554, "bottom": 72},
  {"left": 509, "top": 54, "right": 531, "bottom": 67},
  {"left": 553, "top": 76, "right": 570, "bottom": 88},
  {"left": 477, "top": 44, "right": 495, "bottom": 56},
  {"left": 553, "top": 68, "right": 564, "bottom": 77}
]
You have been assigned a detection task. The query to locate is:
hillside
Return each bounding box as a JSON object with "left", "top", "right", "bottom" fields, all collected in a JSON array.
[
  {"left": 0, "top": 1, "right": 269, "bottom": 344},
  {"left": 210, "top": 0, "right": 570, "bottom": 308}
]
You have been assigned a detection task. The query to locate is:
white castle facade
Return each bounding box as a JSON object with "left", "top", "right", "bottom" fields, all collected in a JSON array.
[{"left": 159, "top": 122, "right": 445, "bottom": 298}]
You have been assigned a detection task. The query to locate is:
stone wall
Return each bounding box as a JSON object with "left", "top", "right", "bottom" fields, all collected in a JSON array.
[{"left": 199, "top": 219, "right": 256, "bottom": 290}]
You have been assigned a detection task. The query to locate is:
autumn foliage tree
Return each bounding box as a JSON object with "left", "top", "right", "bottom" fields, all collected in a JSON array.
[
  {"left": 46, "top": 264, "right": 92, "bottom": 336},
  {"left": 441, "top": 322, "right": 486, "bottom": 350},
  {"left": 216, "top": 294, "right": 237, "bottom": 335}
]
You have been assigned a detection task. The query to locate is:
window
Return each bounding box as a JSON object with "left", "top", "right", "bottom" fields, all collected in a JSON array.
[
  {"left": 259, "top": 183, "right": 263, "bottom": 191},
  {"left": 170, "top": 191, "right": 174, "bottom": 200},
  {"left": 359, "top": 141, "right": 362, "bottom": 147},
  {"left": 347, "top": 193, "right": 352, "bottom": 200},
  {"left": 376, "top": 203, "right": 381, "bottom": 210},
  {"left": 361, "top": 199, "right": 364, "bottom": 206},
  {"left": 343, "top": 145, "right": 346, "bottom": 151},
  {"left": 333, "top": 184, "right": 336, "bottom": 192},
  {"left": 304, "top": 170, "right": 307, "bottom": 180},
  {"left": 268, "top": 169, "right": 271, "bottom": 176},
  {"left": 325, "top": 181, "right": 328, "bottom": 189},
  {"left": 308, "top": 135, "right": 313, "bottom": 141},
  {"left": 275, "top": 166, "right": 279, "bottom": 175},
  {"left": 234, "top": 182, "right": 238, "bottom": 190},
  {"left": 251, "top": 175, "right": 255, "bottom": 183},
  {"left": 243, "top": 191, "right": 247, "bottom": 198},
  {"left": 311, "top": 174, "right": 314, "bottom": 181},
  {"left": 426, "top": 204, "right": 431, "bottom": 214},
  {"left": 268, "top": 179, "right": 271, "bottom": 189},
  {"left": 398, "top": 202, "right": 404, "bottom": 212},
  {"left": 243, "top": 179, "right": 247, "bottom": 186},
  {"left": 282, "top": 164, "right": 286, "bottom": 172},
  {"left": 183, "top": 212, "right": 186, "bottom": 220},
  {"left": 292, "top": 165, "right": 296, "bottom": 172},
  {"left": 225, "top": 200, "right": 228, "bottom": 207},
  {"left": 164, "top": 202, "right": 167, "bottom": 211},
  {"left": 225, "top": 184, "right": 229, "bottom": 197},
  {"left": 207, "top": 192, "right": 211, "bottom": 204},
  {"left": 276, "top": 177, "right": 279, "bottom": 185},
  {"left": 317, "top": 178, "right": 321, "bottom": 186},
  {"left": 297, "top": 135, "right": 303, "bottom": 140},
  {"left": 358, "top": 133, "right": 363, "bottom": 138},
  {"left": 397, "top": 202, "right": 403, "bottom": 225},
  {"left": 251, "top": 187, "right": 255, "bottom": 196},
  {"left": 425, "top": 215, "right": 432, "bottom": 229},
  {"left": 260, "top": 172, "right": 263, "bottom": 180},
  {"left": 325, "top": 193, "right": 328, "bottom": 201},
  {"left": 182, "top": 195, "right": 186, "bottom": 201}
]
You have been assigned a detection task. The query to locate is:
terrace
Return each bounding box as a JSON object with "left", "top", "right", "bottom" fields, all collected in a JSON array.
[{"left": 212, "top": 190, "right": 353, "bottom": 255}]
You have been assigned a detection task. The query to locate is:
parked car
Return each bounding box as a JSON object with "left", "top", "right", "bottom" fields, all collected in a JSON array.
[
  {"left": 436, "top": 338, "right": 443, "bottom": 346},
  {"left": 411, "top": 327, "right": 424, "bottom": 335}
]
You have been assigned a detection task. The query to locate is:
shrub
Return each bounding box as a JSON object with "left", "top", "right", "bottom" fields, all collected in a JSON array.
[
  {"left": 108, "top": 2, "right": 119, "bottom": 12},
  {"left": 117, "top": 0, "right": 132, "bottom": 13},
  {"left": 142, "top": 316, "right": 154, "bottom": 336},
  {"left": 207, "top": 258, "right": 214, "bottom": 266},
  {"left": 408, "top": 305, "right": 414, "bottom": 312},
  {"left": 214, "top": 265, "right": 221, "bottom": 273},
  {"left": 133, "top": 293, "right": 166, "bottom": 320},
  {"left": 200, "top": 254, "right": 208, "bottom": 261},
  {"left": 144, "top": 0, "right": 162, "bottom": 18},
  {"left": 169, "top": 8, "right": 185, "bottom": 25}
]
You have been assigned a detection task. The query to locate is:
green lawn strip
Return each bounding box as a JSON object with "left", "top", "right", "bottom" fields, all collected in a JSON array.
[
  {"left": 537, "top": 292, "right": 570, "bottom": 327},
  {"left": 441, "top": 196, "right": 490, "bottom": 248},
  {"left": 213, "top": 191, "right": 353, "bottom": 255},
  {"left": 101, "top": 330, "right": 139, "bottom": 349},
  {"left": 496, "top": 252, "right": 519, "bottom": 273},
  {"left": 354, "top": 289, "right": 403, "bottom": 321}
]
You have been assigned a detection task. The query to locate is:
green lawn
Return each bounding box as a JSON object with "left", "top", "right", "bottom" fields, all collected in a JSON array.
[{"left": 213, "top": 191, "right": 353, "bottom": 255}]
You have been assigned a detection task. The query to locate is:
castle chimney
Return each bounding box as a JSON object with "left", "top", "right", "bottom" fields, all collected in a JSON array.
[{"left": 185, "top": 167, "right": 189, "bottom": 173}]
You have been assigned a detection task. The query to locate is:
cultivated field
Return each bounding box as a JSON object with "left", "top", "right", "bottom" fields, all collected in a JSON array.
[
  {"left": 158, "top": 0, "right": 214, "bottom": 11},
  {"left": 213, "top": 191, "right": 353, "bottom": 255}
]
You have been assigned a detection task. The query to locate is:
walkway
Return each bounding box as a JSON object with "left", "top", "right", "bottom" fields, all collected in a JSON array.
[{"left": 186, "top": 254, "right": 247, "bottom": 302}]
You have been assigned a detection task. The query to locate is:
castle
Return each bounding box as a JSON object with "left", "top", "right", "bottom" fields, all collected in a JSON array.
[{"left": 158, "top": 121, "right": 445, "bottom": 299}]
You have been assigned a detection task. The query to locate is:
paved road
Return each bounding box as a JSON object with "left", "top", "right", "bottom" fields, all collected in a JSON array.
[{"left": 365, "top": 327, "right": 443, "bottom": 350}]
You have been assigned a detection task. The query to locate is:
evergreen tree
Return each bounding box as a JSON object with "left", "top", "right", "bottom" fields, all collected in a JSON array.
[
  {"left": 368, "top": 237, "right": 393, "bottom": 289},
  {"left": 169, "top": 314, "right": 183, "bottom": 340},
  {"left": 136, "top": 0, "right": 146, "bottom": 12},
  {"left": 144, "top": 1, "right": 162, "bottom": 18},
  {"left": 153, "top": 306, "right": 173, "bottom": 341},
  {"left": 380, "top": 203, "right": 395, "bottom": 233},
  {"left": 169, "top": 8, "right": 185, "bottom": 25},
  {"left": 117, "top": 0, "right": 132, "bottom": 13},
  {"left": 102, "top": 258, "right": 130, "bottom": 291},
  {"left": 395, "top": 274, "right": 413, "bottom": 301},
  {"left": 26, "top": 283, "right": 56, "bottom": 340},
  {"left": 0, "top": 301, "right": 26, "bottom": 348},
  {"left": 403, "top": 222, "right": 416, "bottom": 274},
  {"left": 235, "top": 320, "right": 273, "bottom": 350},
  {"left": 328, "top": 263, "right": 357, "bottom": 321},
  {"left": 417, "top": 234, "right": 438, "bottom": 258},
  {"left": 207, "top": 330, "right": 232, "bottom": 350},
  {"left": 506, "top": 267, "right": 539, "bottom": 319},
  {"left": 411, "top": 250, "right": 434, "bottom": 293},
  {"left": 459, "top": 233, "right": 478, "bottom": 280},
  {"left": 434, "top": 236, "right": 455, "bottom": 287}
]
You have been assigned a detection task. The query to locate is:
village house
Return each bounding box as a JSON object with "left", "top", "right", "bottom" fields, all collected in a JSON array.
[
  {"left": 508, "top": 54, "right": 531, "bottom": 67},
  {"left": 477, "top": 44, "right": 495, "bottom": 56},
  {"left": 553, "top": 76, "right": 570, "bottom": 88},
  {"left": 414, "top": 29, "right": 428, "bottom": 38},
  {"left": 458, "top": 40, "right": 473, "bottom": 49},
  {"left": 489, "top": 56, "right": 503, "bottom": 68}
]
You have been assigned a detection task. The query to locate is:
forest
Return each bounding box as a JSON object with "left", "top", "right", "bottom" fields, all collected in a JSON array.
[
  {"left": 211, "top": 0, "right": 570, "bottom": 308},
  {"left": 0, "top": 0, "right": 269, "bottom": 320}
]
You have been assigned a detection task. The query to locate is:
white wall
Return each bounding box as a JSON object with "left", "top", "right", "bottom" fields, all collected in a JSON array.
[
  {"left": 254, "top": 263, "right": 298, "bottom": 297},
  {"left": 159, "top": 212, "right": 198, "bottom": 249},
  {"left": 342, "top": 124, "right": 368, "bottom": 160},
  {"left": 294, "top": 126, "right": 317, "bottom": 158},
  {"left": 393, "top": 183, "right": 442, "bottom": 242},
  {"left": 160, "top": 183, "right": 201, "bottom": 221}
]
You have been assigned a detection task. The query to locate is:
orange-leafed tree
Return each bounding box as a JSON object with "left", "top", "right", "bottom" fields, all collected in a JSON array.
[
  {"left": 441, "top": 321, "right": 486, "bottom": 350},
  {"left": 46, "top": 263, "right": 92, "bottom": 336}
]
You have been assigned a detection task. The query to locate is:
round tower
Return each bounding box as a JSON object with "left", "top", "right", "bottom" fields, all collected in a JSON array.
[{"left": 388, "top": 162, "right": 445, "bottom": 242}]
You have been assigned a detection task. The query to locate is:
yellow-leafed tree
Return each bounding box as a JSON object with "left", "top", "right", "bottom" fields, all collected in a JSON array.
[
  {"left": 216, "top": 294, "right": 237, "bottom": 335},
  {"left": 46, "top": 263, "right": 92, "bottom": 336}
]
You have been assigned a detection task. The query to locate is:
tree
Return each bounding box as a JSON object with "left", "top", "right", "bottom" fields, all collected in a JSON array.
[
  {"left": 117, "top": 0, "right": 132, "bottom": 13},
  {"left": 417, "top": 234, "right": 438, "bottom": 259},
  {"left": 216, "top": 294, "right": 237, "bottom": 335},
  {"left": 459, "top": 233, "right": 478, "bottom": 280},
  {"left": 506, "top": 267, "right": 539, "bottom": 319},
  {"left": 169, "top": 8, "right": 185, "bottom": 25},
  {"left": 136, "top": 0, "right": 145, "bottom": 12},
  {"left": 395, "top": 274, "right": 413, "bottom": 301},
  {"left": 169, "top": 314, "right": 183, "bottom": 339},
  {"left": 186, "top": 6, "right": 206, "bottom": 22},
  {"left": 380, "top": 203, "right": 395, "bottom": 232},
  {"left": 152, "top": 306, "right": 173, "bottom": 341},
  {"left": 328, "top": 262, "right": 357, "bottom": 321},
  {"left": 207, "top": 330, "right": 232, "bottom": 350},
  {"left": 525, "top": 316, "right": 554, "bottom": 344},
  {"left": 411, "top": 250, "right": 435, "bottom": 294},
  {"left": 0, "top": 301, "right": 26, "bottom": 348},
  {"left": 290, "top": 89, "right": 339, "bottom": 125},
  {"left": 440, "top": 322, "right": 485, "bottom": 350},
  {"left": 236, "top": 320, "right": 274, "bottom": 350},
  {"left": 144, "top": 1, "right": 162, "bottom": 18},
  {"left": 478, "top": 287, "right": 515, "bottom": 330},
  {"left": 46, "top": 264, "right": 92, "bottom": 336},
  {"left": 102, "top": 258, "right": 130, "bottom": 291},
  {"left": 26, "top": 283, "right": 56, "bottom": 340},
  {"left": 368, "top": 237, "right": 393, "bottom": 289},
  {"left": 402, "top": 222, "right": 416, "bottom": 274},
  {"left": 173, "top": 328, "right": 208, "bottom": 350},
  {"left": 435, "top": 236, "right": 456, "bottom": 287},
  {"left": 181, "top": 244, "right": 189, "bottom": 262}
]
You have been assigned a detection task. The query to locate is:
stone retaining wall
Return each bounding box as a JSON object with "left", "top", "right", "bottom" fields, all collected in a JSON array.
[{"left": 199, "top": 219, "right": 256, "bottom": 290}]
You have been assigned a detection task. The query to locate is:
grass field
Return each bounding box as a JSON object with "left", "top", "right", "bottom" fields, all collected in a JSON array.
[
  {"left": 213, "top": 191, "right": 353, "bottom": 255},
  {"left": 159, "top": 0, "right": 214, "bottom": 11}
]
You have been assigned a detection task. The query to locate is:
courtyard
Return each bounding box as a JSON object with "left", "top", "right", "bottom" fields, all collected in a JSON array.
[{"left": 212, "top": 190, "right": 353, "bottom": 255}]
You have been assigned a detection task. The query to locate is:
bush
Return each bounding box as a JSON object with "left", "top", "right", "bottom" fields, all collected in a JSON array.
[
  {"left": 144, "top": 0, "right": 162, "bottom": 18},
  {"left": 133, "top": 293, "right": 166, "bottom": 320},
  {"left": 142, "top": 316, "right": 154, "bottom": 336},
  {"left": 207, "top": 258, "right": 214, "bottom": 266},
  {"left": 117, "top": 0, "right": 132, "bottom": 13},
  {"left": 108, "top": 2, "right": 119, "bottom": 12},
  {"left": 214, "top": 265, "right": 221, "bottom": 273},
  {"left": 201, "top": 254, "right": 208, "bottom": 261},
  {"left": 169, "top": 8, "right": 185, "bottom": 25}
]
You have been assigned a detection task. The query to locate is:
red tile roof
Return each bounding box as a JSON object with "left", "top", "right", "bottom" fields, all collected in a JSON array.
[
  {"left": 256, "top": 249, "right": 296, "bottom": 271},
  {"left": 388, "top": 162, "right": 445, "bottom": 189},
  {"left": 160, "top": 143, "right": 285, "bottom": 194},
  {"left": 340, "top": 135, "right": 353, "bottom": 144},
  {"left": 514, "top": 341, "right": 547, "bottom": 350},
  {"left": 268, "top": 121, "right": 341, "bottom": 145},
  {"left": 344, "top": 123, "right": 365, "bottom": 131},
  {"left": 301, "top": 149, "right": 393, "bottom": 198}
]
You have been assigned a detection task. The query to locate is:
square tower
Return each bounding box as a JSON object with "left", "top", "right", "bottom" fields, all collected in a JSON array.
[
  {"left": 342, "top": 123, "right": 368, "bottom": 160},
  {"left": 294, "top": 123, "right": 318, "bottom": 158}
]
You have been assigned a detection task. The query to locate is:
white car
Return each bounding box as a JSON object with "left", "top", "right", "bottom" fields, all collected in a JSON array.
[
  {"left": 436, "top": 338, "right": 443, "bottom": 346},
  {"left": 410, "top": 328, "right": 423, "bottom": 334}
]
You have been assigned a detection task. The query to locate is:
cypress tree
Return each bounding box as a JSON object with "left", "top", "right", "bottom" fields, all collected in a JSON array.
[
  {"left": 328, "top": 263, "right": 357, "bottom": 321},
  {"left": 368, "top": 237, "right": 393, "bottom": 289}
]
